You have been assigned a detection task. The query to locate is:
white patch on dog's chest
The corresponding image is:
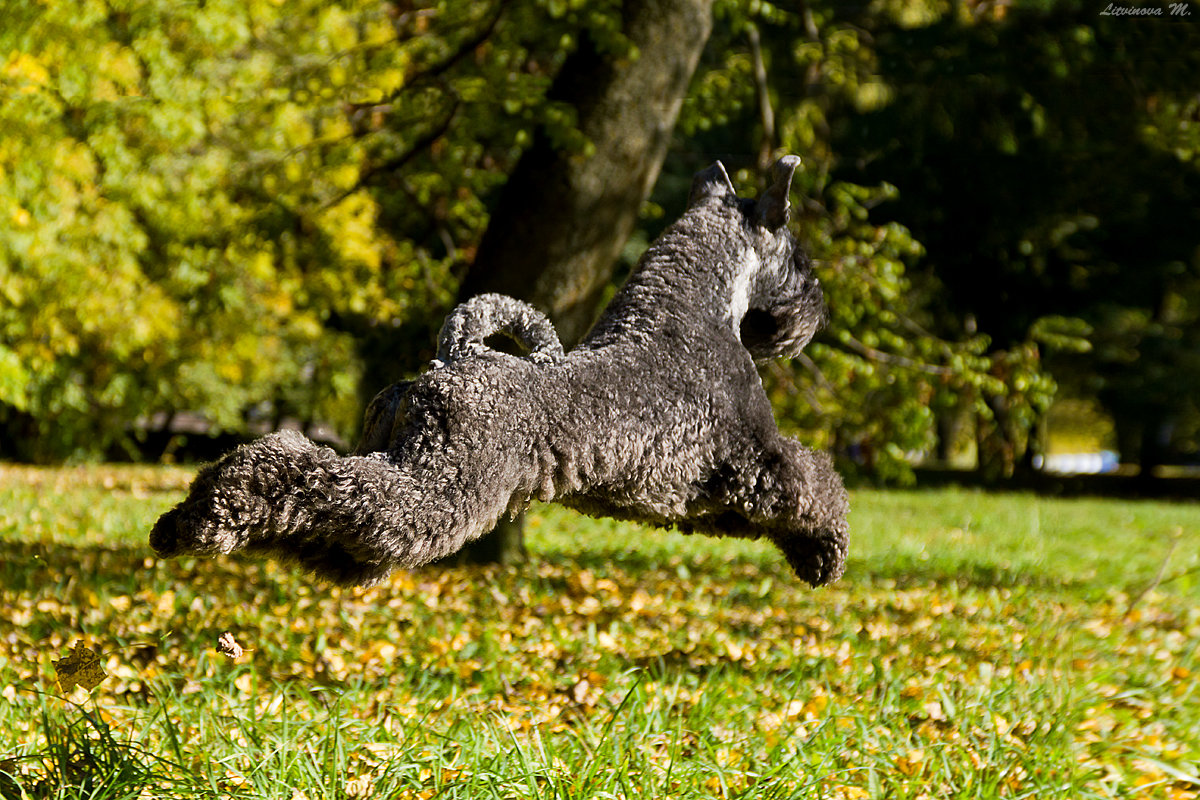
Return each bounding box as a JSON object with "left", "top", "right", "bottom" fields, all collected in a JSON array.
[{"left": 727, "top": 249, "right": 761, "bottom": 326}]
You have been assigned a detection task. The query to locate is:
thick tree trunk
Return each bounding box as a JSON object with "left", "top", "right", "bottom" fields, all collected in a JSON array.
[
  {"left": 453, "top": 0, "right": 715, "bottom": 563},
  {"left": 460, "top": 0, "right": 715, "bottom": 345}
]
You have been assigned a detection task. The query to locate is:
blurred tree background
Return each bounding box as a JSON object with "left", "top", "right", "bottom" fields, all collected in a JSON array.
[{"left": 1, "top": 0, "right": 1197, "bottom": 485}]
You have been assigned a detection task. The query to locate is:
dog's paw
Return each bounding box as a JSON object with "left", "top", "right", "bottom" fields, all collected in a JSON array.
[{"left": 775, "top": 529, "right": 847, "bottom": 587}]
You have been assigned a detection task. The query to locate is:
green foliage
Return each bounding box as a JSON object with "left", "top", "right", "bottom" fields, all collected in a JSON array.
[
  {"left": 671, "top": 0, "right": 1200, "bottom": 478},
  {"left": 820, "top": 0, "right": 1200, "bottom": 467},
  {"left": 2, "top": 0, "right": 1195, "bottom": 476},
  {"left": 2, "top": 466, "right": 1200, "bottom": 797},
  {"left": 0, "top": 0, "right": 618, "bottom": 460},
  {"left": 1, "top": 1, "right": 364, "bottom": 458},
  {"left": 672, "top": 1, "right": 1061, "bottom": 481}
]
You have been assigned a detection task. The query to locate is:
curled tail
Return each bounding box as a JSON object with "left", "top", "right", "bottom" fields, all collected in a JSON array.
[
  {"left": 436, "top": 293, "right": 565, "bottom": 365},
  {"left": 357, "top": 295, "right": 561, "bottom": 455}
]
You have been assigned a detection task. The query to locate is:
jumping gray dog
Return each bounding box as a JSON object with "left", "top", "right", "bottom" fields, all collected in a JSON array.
[{"left": 150, "top": 156, "right": 849, "bottom": 587}]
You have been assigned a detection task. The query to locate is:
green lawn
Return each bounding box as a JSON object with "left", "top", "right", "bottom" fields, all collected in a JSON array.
[{"left": 1, "top": 464, "right": 1198, "bottom": 799}]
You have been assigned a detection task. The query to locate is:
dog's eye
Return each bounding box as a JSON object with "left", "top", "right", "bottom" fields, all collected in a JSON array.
[{"left": 740, "top": 309, "right": 778, "bottom": 349}]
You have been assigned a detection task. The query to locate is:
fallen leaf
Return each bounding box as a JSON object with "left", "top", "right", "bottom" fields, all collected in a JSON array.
[
  {"left": 217, "top": 632, "right": 244, "bottom": 659},
  {"left": 53, "top": 642, "right": 107, "bottom": 693}
]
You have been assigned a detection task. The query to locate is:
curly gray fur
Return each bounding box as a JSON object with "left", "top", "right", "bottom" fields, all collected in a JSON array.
[
  {"left": 150, "top": 156, "right": 848, "bottom": 588},
  {"left": 435, "top": 293, "right": 564, "bottom": 366}
]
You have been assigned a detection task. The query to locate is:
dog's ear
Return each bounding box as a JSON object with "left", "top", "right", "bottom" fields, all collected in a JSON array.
[
  {"left": 688, "top": 161, "right": 737, "bottom": 207},
  {"left": 757, "top": 155, "right": 801, "bottom": 230}
]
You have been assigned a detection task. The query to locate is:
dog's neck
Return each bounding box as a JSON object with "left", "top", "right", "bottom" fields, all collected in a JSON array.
[{"left": 584, "top": 214, "right": 763, "bottom": 347}]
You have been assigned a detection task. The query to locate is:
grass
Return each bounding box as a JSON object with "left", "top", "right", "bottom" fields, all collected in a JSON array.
[{"left": 1, "top": 463, "right": 1198, "bottom": 799}]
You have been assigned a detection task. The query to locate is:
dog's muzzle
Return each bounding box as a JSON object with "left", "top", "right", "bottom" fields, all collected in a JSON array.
[{"left": 149, "top": 508, "right": 183, "bottom": 557}]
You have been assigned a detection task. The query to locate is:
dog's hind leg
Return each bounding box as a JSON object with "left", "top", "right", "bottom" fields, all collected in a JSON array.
[{"left": 354, "top": 380, "right": 414, "bottom": 455}]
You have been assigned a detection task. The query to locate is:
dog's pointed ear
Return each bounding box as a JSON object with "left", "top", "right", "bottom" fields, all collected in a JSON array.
[
  {"left": 688, "top": 161, "right": 737, "bottom": 207},
  {"left": 757, "top": 155, "right": 802, "bottom": 230}
]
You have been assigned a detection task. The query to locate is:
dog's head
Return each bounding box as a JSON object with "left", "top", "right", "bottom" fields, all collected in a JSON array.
[
  {"left": 149, "top": 430, "right": 311, "bottom": 559},
  {"left": 686, "top": 156, "right": 827, "bottom": 361}
]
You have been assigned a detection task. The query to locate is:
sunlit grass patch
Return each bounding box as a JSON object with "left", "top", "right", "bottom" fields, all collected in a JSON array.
[{"left": 1, "top": 465, "right": 1198, "bottom": 798}]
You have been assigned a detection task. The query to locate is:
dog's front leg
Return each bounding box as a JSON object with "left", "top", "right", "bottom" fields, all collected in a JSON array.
[
  {"left": 759, "top": 439, "right": 849, "bottom": 586},
  {"left": 706, "top": 438, "right": 848, "bottom": 586}
]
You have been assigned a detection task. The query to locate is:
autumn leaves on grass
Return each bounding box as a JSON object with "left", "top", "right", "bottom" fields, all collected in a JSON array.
[{"left": 52, "top": 633, "right": 248, "bottom": 696}]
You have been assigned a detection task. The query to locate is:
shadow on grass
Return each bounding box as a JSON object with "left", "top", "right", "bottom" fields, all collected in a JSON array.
[
  {"left": 531, "top": 546, "right": 1077, "bottom": 593},
  {"left": 0, "top": 537, "right": 1083, "bottom": 600},
  {"left": 847, "top": 556, "right": 1083, "bottom": 593},
  {"left": 0, "top": 541, "right": 154, "bottom": 594}
]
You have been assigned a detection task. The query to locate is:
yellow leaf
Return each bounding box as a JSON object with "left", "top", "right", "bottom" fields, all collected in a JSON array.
[
  {"left": 154, "top": 590, "right": 176, "bottom": 616},
  {"left": 570, "top": 678, "right": 592, "bottom": 705},
  {"left": 98, "top": 43, "right": 141, "bottom": 88},
  {"left": 895, "top": 748, "right": 925, "bottom": 776},
  {"left": 722, "top": 638, "right": 744, "bottom": 661},
  {"left": 217, "top": 632, "right": 245, "bottom": 659},
  {"left": 4, "top": 53, "right": 50, "bottom": 86},
  {"left": 345, "top": 775, "right": 374, "bottom": 797},
  {"left": 832, "top": 787, "right": 870, "bottom": 800},
  {"left": 53, "top": 642, "right": 107, "bottom": 693}
]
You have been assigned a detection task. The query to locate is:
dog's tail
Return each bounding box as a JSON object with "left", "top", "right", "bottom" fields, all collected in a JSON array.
[{"left": 436, "top": 293, "right": 564, "bottom": 366}]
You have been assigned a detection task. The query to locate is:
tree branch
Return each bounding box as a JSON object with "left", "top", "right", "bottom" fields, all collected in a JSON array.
[
  {"left": 327, "top": 93, "right": 461, "bottom": 213},
  {"left": 342, "top": 1, "right": 506, "bottom": 130},
  {"left": 792, "top": 352, "right": 838, "bottom": 397},
  {"left": 770, "top": 358, "right": 827, "bottom": 414},
  {"left": 747, "top": 24, "right": 776, "bottom": 174},
  {"left": 398, "top": 1, "right": 509, "bottom": 87},
  {"left": 1126, "top": 526, "right": 1183, "bottom": 618},
  {"left": 838, "top": 334, "right": 958, "bottom": 376}
]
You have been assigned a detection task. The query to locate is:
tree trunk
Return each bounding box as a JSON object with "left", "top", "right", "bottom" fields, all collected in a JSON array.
[
  {"left": 453, "top": 0, "right": 715, "bottom": 563},
  {"left": 460, "top": 0, "right": 715, "bottom": 345}
]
